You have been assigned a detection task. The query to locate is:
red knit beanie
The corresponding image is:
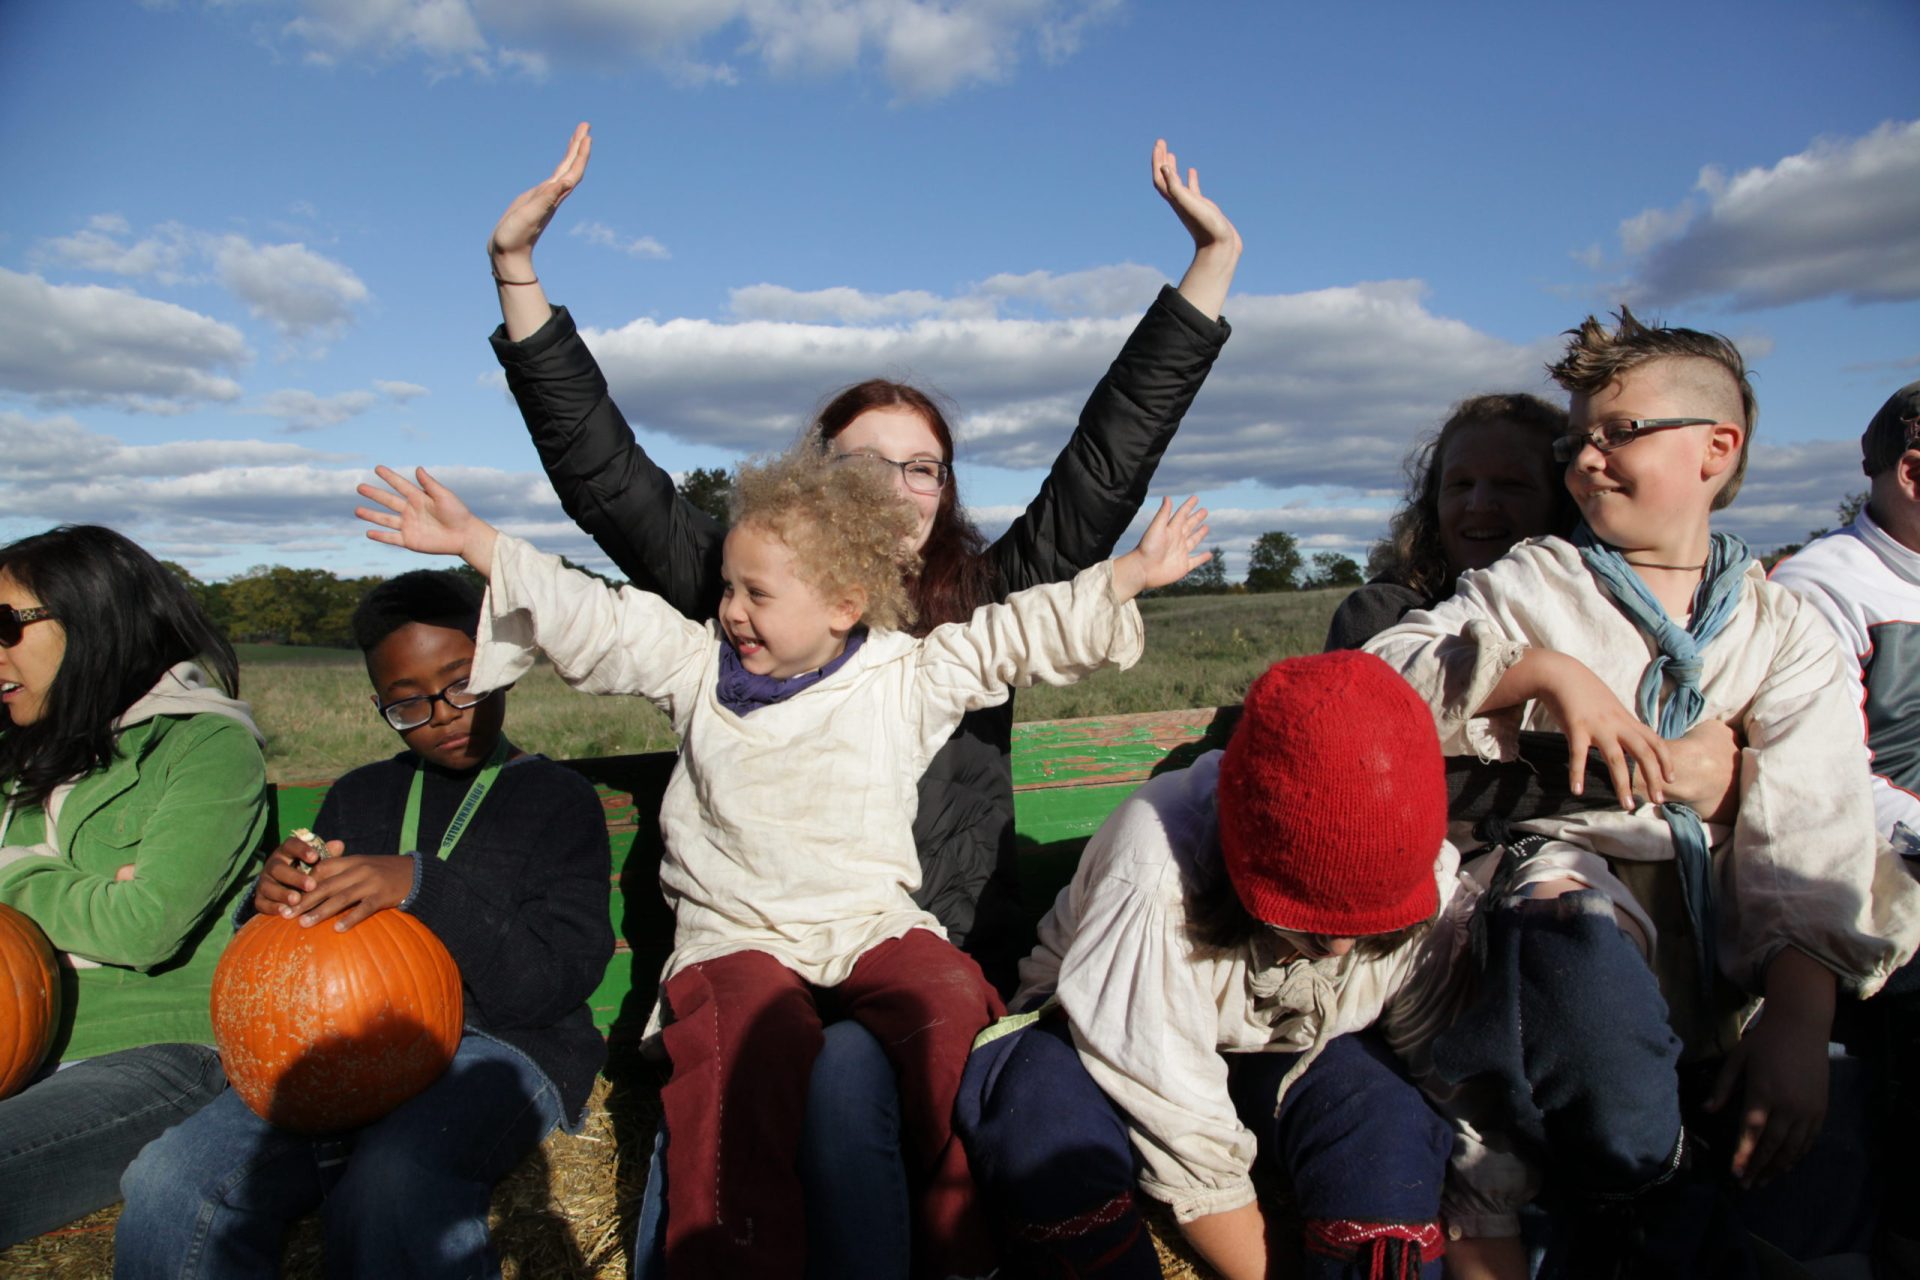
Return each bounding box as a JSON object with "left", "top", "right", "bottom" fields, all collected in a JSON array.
[{"left": 1217, "top": 650, "right": 1445, "bottom": 937}]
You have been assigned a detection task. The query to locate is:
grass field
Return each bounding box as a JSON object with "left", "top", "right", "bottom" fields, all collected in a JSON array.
[{"left": 244, "top": 589, "right": 1351, "bottom": 782}]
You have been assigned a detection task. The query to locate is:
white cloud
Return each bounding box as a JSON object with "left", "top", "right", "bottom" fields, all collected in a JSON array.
[
  {"left": 729, "top": 265, "right": 1168, "bottom": 324},
  {"left": 0, "top": 269, "right": 250, "bottom": 411},
  {"left": 208, "top": 0, "right": 1116, "bottom": 98},
  {"left": 243, "top": 388, "right": 380, "bottom": 431},
  {"left": 212, "top": 235, "right": 370, "bottom": 338},
  {"left": 1614, "top": 119, "right": 1920, "bottom": 310},
  {"left": 0, "top": 411, "right": 607, "bottom": 575},
  {"left": 375, "top": 379, "right": 429, "bottom": 402},
  {"left": 583, "top": 276, "right": 1558, "bottom": 498},
  {"left": 36, "top": 217, "right": 196, "bottom": 282},
  {"left": 569, "top": 220, "right": 671, "bottom": 260},
  {"left": 35, "top": 218, "right": 372, "bottom": 343}
]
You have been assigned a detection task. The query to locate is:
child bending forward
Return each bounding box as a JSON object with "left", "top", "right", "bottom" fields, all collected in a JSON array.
[{"left": 357, "top": 450, "right": 1211, "bottom": 1279}]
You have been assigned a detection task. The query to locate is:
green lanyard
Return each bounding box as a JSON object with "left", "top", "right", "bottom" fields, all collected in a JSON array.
[{"left": 400, "top": 739, "right": 509, "bottom": 861}]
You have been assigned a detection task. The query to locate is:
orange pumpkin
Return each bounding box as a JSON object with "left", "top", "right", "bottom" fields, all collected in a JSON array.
[
  {"left": 0, "top": 903, "right": 59, "bottom": 1099},
  {"left": 212, "top": 908, "right": 463, "bottom": 1134}
]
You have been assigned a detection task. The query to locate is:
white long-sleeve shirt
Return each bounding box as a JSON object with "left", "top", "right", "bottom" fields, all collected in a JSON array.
[
  {"left": 1769, "top": 509, "right": 1920, "bottom": 858},
  {"left": 1365, "top": 537, "right": 1920, "bottom": 999},
  {"left": 1015, "top": 751, "right": 1479, "bottom": 1224},
  {"left": 470, "top": 532, "right": 1143, "bottom": 989}
]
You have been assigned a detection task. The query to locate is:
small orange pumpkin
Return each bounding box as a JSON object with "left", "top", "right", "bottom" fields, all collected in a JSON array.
[
  {"left": 212, "top": 908, "right": 463, "bottom": 1134},
  {"left": 0, "top": 903, "right": 59, "bottom": 1099}
]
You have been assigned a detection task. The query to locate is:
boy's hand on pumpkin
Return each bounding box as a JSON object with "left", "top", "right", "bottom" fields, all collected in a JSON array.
[
  {"left": 254, "top": 834, "right": 345, "bottom": 916},
  {"left": 288, "top": 855, "right": 415, "bottom": 932}
]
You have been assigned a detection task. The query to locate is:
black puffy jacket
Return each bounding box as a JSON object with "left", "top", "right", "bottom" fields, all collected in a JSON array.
[{"left": 490, "top": 285, "right": 1230, "bottom": 991}]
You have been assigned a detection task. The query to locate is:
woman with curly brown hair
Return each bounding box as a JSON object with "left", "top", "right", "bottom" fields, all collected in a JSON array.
[{"left": 1325, "top": 393, "right": 1575, "bottom": 651}]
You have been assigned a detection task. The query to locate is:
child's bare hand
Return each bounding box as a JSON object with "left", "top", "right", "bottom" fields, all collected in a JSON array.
[
  {"left": 357, "top": 465, "right": 498, "bottom": 573},
  {"left": 1113, "top": 496, "right": 1211, "bottom": 600},
  {"left": 1152, "top": 139, "right": 1240, "bottom": 254},
  {"left": 488, "top": 121, "right": 590, "bottom": 271},
  {"left": 254, "top": 834, "right": 345, "bottom": 917},
  {"left": 1707, "top": 947, "right": 1834, "bottom": 1188},
  {"left": 114, "top": 863, "right": 136, "bottom": 882},
  {"left": 285, "top": 855, "right": 415, "bottom": 932},
  {"left": 1533, "top": 654, "right": 1673, "bottom": 808},
  {"left": 1706, "top": 1003, "right": 1829, "bottom": 1188},
  {"left": 1645, "top": 717, "right": 1742, "bottom": 823}
]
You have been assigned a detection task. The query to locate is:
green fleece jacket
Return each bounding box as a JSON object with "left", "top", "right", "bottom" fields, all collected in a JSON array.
[{"left": 0, "top": 666, "right": 268, "bottom": 1061}]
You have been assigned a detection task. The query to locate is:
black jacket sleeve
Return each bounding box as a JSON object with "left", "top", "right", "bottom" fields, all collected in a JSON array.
[
  {"left": 492, "top": 306, "right": 725, "bottom": 619},
  {"left": 1323, "top": 580, "right": 1428, "bottom": 652},
  {"left": 985, "top": 285, "right": 1230, "bottom": 594}
]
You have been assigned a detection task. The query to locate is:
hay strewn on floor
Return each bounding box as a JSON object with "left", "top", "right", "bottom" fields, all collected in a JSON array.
[{"left": 0, "top": 1054, "right": 1230, "bottom": 1279}]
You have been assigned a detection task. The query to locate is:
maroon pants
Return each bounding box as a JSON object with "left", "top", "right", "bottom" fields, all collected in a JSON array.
[{"left": 659, "top": 929, "right": 1005, "bottom": 1279}]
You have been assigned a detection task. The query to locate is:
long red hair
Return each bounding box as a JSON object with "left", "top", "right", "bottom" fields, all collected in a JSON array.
[{"left": 813, "top": 380, "right": 993, "bottom": 633}]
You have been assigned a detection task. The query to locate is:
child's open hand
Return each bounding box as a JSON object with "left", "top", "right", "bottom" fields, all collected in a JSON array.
[
  {"left": 488, "top": 121, "right": 591, "bottom": 272},
  {"left": 1525, "top": 651, "right": 1674, "bottom": 809},
  {"left": 357, "top": 465, "right": 499, "bottom": 575},
  {"left": 1152, "top": 139, "right": 1240, "bottom": 255},
  {"left": 1112, "top": 496, "right": 1211, "bottom": 602}
]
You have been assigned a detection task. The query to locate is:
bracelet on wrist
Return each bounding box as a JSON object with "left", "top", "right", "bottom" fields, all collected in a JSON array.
[{"left": 492, "top": 269, "right": 539, "bottom": 286}]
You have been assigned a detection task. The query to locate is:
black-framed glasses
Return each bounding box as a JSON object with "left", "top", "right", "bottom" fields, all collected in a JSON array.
[
  {"left": 0, "top": 605, "right": 54, "bottom": 649},
  {"left": 832, "top": 451, "right": 952, "bottom": 495},
  {"left": 1552, "top": 417, "right": 1720, "bottom": 464},
  {"left": 374, "top": 677, "right": 492, "bottom": 731}
]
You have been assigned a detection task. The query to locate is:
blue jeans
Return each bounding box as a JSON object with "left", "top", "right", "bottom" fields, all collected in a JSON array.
[
  {"left": 957, "top": 1018, "right": 1450, "bottom": 1280},
  {"left": 0, "top": 1042, "right": 225, "bottom": 1248},
  {"left": 115, "top": 1031, "right": 563, "bottom": 1280},
  {"left": 631, "top": 1019, "right": 911, "bottom": 1280}
]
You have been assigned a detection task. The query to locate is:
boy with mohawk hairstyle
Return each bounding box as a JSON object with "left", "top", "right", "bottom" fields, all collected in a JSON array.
[{"left": 1367, "top": 308, "right": 1920, "bottom": 1274}]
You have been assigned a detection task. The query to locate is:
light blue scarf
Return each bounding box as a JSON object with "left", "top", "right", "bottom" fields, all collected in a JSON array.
[{"left": 1573, "top": 524, "right": 1752, "bottom": 999}]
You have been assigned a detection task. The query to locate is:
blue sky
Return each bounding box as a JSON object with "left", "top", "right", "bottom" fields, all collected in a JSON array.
[{"left": 2, "top": 0, "right": 1916, "bottom": 582}]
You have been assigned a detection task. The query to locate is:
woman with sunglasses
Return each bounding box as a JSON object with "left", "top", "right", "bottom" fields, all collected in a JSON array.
[
  {"left": 486, "top": 125, "right": 1239, "bottom": 1277},
  {"left": 0, "top": 525, "right": 269, "bottom": 1246}
]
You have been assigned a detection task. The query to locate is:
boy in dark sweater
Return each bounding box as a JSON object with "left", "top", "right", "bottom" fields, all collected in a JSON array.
[{"left": 115, "top": 571, "right": 613, "bottom": 1280}]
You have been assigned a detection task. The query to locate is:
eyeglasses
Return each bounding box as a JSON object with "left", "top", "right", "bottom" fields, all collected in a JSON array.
[
  {"left": 832, "top": 451, "right": 952, "bottom": 495},
  {"left": 1552, "top": 417, "right": 1719, "bottom": 464},
  {"left": 374, "top": 677, "right": 493, "bottom": 731},
  {"left": 0, "top": 605, "right": 54, "bottom": 649}
]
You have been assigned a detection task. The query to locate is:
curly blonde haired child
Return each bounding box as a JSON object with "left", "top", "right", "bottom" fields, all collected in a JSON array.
[
  {"left": 358, "top": 460, "right": 1212, "bottom": 1279},
  {"left": 731, "top": 448, "right": 919, "bottom": 634}
]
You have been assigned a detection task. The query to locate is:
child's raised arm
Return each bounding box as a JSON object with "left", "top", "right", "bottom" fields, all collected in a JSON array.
[
  {"left": 1153, "top": 138, "right": 1242, "bottom": 322},
  {"left": 1110, "top": 496, "right": 1211, "bottom": 603},
  {"left": 356, "top": 465, "right": 501, "bottom": 577}
]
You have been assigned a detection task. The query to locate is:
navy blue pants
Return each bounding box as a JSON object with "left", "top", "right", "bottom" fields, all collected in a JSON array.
[{"left": 955, "top": 1017, "right": 1449, "bottom": 1279}]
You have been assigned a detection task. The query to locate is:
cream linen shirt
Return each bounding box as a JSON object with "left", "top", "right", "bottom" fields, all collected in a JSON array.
[
  {"left": 1364, "top": 537, "right": 1920, "bottom": 998},
  {"left": 470, "top": 533, "right": 1144, "bottom": 990},
  {"left": 1015, "top": 752, "right": 1478, "bottom": 1224}
]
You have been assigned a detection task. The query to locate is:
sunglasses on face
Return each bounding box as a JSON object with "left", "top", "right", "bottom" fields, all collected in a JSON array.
[{"left": 0, "top": 604, "right": 54, "bottom": 649}]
